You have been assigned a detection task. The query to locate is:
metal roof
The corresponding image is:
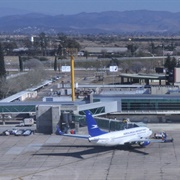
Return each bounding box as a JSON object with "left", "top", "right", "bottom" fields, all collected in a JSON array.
[
  {"left": 119, "top": 73, "right": 167, "bottom": 80},
  {"left": 84, "top": 47, "right": 127, "bottom": 53}
]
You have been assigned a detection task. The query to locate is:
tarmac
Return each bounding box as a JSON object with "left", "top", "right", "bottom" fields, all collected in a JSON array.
[{"left": 0, "top": 123, "right": 180, "bottom": 180}]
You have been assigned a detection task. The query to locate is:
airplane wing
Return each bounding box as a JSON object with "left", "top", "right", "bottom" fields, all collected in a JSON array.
[
  {"left": 60, "top": 133, "right": 90, "bottom": 139},
  {"left": 56, "top": 125, "right": 90, "bottom": 139}
]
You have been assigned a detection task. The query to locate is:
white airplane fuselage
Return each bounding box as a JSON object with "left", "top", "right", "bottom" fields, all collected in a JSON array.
[
  {"left": 88, "top": 126, "right": 152, "bottom": 146},
  {"left": 57, "top": 110, "right": 173, "bottom": 148}
]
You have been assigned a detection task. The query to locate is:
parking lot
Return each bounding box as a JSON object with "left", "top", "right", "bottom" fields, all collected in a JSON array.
[{"left": 0, "top": 124, "right": 180, "bottom": 180}]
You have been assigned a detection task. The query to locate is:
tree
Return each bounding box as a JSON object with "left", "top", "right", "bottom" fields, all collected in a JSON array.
[
  {"left": 164, "top": 55, "right": 171, "bottom": 68},
  {"left": 57, "top": 34, "right": 81, "bottom": 56},
  {"left": 54, "top": 55, "right": 58, "bottom": 71},
  {"left": 127, "top": 44, "right": 137, "bottom": 56},
  {"left": 84, "top": 51, "right": 89, "bottom": 59},
  {"left": 131, "top": 61, "right": 143, "bottom": 73},
  {"left": 101, "top": 49, "right": 107, "bottom": 58},
  {"left": 0, "top": 43, "right": 7, "bottom": 99},
  {"left": 39, "top": 32, "right": 48, "bottom": 56},
  {"left": 19, "top": 56, "right": 24, "bottom": 72},
  {"left": 0, "top": 78, "right": 9, "bottom": 99},
  {"left": 0, "top": 43, "right": 6, "bottom": 78},
  {"left": 164, "top": 55, "right": 177, "bottom": 84},
  {"left": 24, "top": 58, "right": 44, "bottom": 70},
  {"left": 108, "top": 58, "right": 119, "bottom": 67},
  {"left": 164, "top": 55, "right": 176, "bottom": 70},
  {"left": 2, "top": 41, "right": 17, "bottom": 55},
  {"left": 171, "top": 57, "right": 177, "bottom": 70},
  {"left": 56, "top": 43, "right": 63, "bottom": 57},
  {"left": 150, "top": 42, "right": 155, "bottom": 55}
]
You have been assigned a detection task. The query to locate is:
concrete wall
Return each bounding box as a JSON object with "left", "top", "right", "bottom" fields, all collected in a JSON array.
[
  {"left": 51, "top": 106, "right": 61, "bottom": 133},
  {"left": 151, "top": 86, "right": 176, "bottom": 94},
  {"left": 36, "top": 105, "right": 61, "bottom": 134},
  {"left": 151, "top": 85, "right": 180, "bottom": 94},
  {"left": 174, "top": 68, "right": 180, "bottom": 83}
]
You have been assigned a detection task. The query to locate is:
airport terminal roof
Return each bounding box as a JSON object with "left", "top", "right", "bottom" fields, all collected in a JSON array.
[
  {"left": 83, "top": 47, "right": 127, "bottom": 53},
  {"left": 119, "top": 73, "right": 167, "bottom": 80}
]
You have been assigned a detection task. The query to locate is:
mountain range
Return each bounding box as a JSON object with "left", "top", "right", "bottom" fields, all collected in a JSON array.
[{"left": 0, "top": 9, "right": 180, "bottom": 34}]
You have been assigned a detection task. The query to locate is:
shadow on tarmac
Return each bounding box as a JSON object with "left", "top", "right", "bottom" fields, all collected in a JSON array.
[{"left": 33, "top": 144, "right": 148, "bottom": 159}]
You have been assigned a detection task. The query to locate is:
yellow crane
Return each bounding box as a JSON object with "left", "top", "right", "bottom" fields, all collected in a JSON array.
[{"left": 71, "top": 56, "right": 75, "bottom": 101}]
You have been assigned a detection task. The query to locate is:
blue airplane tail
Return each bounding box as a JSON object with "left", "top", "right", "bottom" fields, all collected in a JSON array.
[
  {"left": 56, "top": 125, "right": 64, "bottom": 135},
  {"left": 85, "top": 110, "right": 107, "bottom": 137}
]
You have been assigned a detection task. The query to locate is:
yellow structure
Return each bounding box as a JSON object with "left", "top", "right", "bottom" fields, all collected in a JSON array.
[{"left": 71, "top": 56, "right": 75, "bottom": 101}]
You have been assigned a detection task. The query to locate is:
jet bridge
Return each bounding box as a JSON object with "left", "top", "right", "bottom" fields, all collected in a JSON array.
[
  {"left": 75, "top": 101, "right": 119, "bottom": 116},
  {"left": 36, "top": 101, "right": 119, "bottom": 134}
]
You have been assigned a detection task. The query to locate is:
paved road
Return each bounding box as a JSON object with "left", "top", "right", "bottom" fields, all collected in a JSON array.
[{"left": 0, "top": 124, "right": 179, "bottom": 180}]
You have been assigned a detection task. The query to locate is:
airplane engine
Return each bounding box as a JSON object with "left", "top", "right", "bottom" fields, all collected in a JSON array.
[{"left": 139, "top": 141, "right": 150, "bottom": 147}]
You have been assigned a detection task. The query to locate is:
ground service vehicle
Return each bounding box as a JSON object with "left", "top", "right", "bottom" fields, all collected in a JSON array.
[{"left": 19, "top": 118, "right": 34, "bottom": 126}]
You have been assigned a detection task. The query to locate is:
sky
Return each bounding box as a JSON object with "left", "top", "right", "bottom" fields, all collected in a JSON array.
[{"left": 0, "top": 0, "right": 180, "bottom": 15}]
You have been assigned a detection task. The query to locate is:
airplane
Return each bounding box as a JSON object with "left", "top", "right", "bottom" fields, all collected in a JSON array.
[{"left": 57, "top": 110, "right": 173, "bottom": 147}]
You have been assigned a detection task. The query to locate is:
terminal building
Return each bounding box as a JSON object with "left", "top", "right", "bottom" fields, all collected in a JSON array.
[
  {"left": 1, "top": 69, "right": 180, "bottom": 134},
  {"left": 1, "top": 85, "right": 180, "bottom": 134}
]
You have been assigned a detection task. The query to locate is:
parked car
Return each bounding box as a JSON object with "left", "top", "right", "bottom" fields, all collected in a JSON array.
[
  {"left": 14, "top": 129, "right": 25, "bottom": 136},
  {"left": 23, "top": 129, "right": 34, "bottom": 136},
  {"left": 10, "top": 129, "right": 18, "bottom": 135},
  {"left": 2, "top": 130, "right": 11, "bottom": 136}
]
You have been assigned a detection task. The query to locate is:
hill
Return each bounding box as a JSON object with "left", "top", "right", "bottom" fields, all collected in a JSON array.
[{"left": 0, "top": 10, "right": 180, "bottom": 34}]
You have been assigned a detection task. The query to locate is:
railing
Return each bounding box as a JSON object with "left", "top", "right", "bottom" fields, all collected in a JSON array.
[{"left": 118, "top": 110, "right": 180, "bottom": 114}]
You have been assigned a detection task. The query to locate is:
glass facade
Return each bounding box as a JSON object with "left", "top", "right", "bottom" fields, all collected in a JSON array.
[
  {"left": 79, "top": 106, "right": 105, "bottom": 115},
  {"left": 122, "top": 99, "right": 180, "bottom": 111},
  {"left": 0, "top": 105, "right": 36, "bottom": 113}
]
